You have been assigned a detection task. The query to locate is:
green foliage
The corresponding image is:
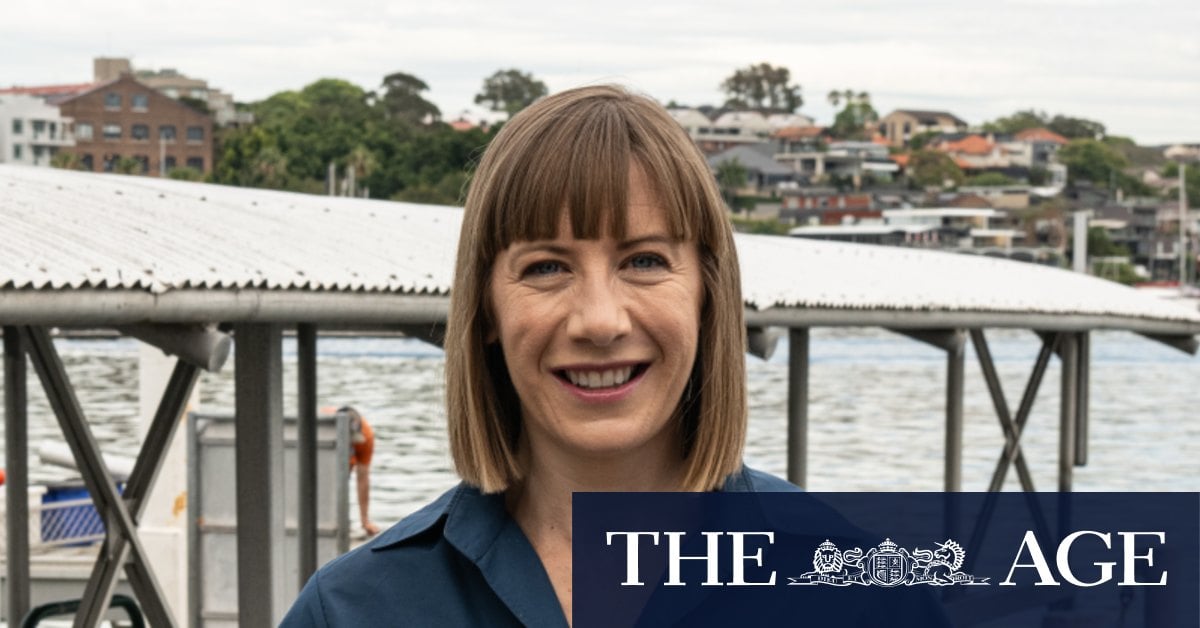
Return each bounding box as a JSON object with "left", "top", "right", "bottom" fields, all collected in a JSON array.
[
  {"left": 167, "top": 166, "right": 204, "bottom": 181},
  {"left": 729, "top": 216, "right": 790, "bottom": 235},
  {"left": 212, "top": 72, "right": 496, "bottom": 205},
  {"left": 1086, "top": 226, "right": 1130, "bottom": 257},
  {"left": 475, "top": 69, "right": 548, "bottom": 118},
  {"left": 720, "top": 63, "right": 802, "bottom": 112},
  {"left": 907, "top": 149, "right": 963, "bottom": 189},
  {"left": 379, "top": 72, "right": 441, "bottom": 125},
  {"left": 1091, "top": 258, "right": 1142, "bottom": 285},
  {"left": 178, "top": 96, "right": 210, "bottom": 115},
  {"left": 981, "top": 110, "right": 1047, "bottom": 134},
  {"left": 907, "top": 131, "right": 939, "bottom": 151},
  {"left": 113, "top": 157, "right": 144, "bottom": 175},
  {"left": 964, "top": 172, "right": 1016, "bottom": 187},
  {"left": 830, "top": 102, "right": 878, "bottom": 140},
  {"left": 50, "top": 151, "right": 84, "bottom": 170},
  {"left": 715, "top": 158, "right": 748, "bottom": 210},
  {"left": 1057, "top": 139, "right": 1149, "bottom": 196},
  {"left": 1162, "top": 161, "right": 1200, "bottom": 208},
  {"left": 981, "top": 109, "right": 1105, "bottom": 139}
]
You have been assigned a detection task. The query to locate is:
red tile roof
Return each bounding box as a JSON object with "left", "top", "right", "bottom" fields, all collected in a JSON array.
[
  {"left": 1015, "top": 127, "right": 1069, "bottom": 145},
  {"left": 773, "top": 125, "right": 826, "bottom": 140},
  {"left": 0, "top": 83, "right": 96, "bottom": 97},
  {"left": 939, "top": 134, "right": 995, "bottom": 156},
  {"left": 448, "top": 119, "right": 476, "bottom": 131}
]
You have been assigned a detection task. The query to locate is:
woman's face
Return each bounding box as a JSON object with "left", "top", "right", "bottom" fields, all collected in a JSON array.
[{"left": 487, "top": 169, "right": 704, "bottom": 467}]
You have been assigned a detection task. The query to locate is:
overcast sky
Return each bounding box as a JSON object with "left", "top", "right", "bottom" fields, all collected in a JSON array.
[{"left": 3, "top": 1, "right": 1197, "bottom": 144}]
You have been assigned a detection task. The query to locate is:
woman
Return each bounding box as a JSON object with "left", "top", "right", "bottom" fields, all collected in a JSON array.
[{"left": 282, "top": 84, "right": 794, "bottom": 627}]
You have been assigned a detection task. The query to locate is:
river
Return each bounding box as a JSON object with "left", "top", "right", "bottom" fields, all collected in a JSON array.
[{"left": 1, "top": 328, "right": 1196, "bottom": 527}]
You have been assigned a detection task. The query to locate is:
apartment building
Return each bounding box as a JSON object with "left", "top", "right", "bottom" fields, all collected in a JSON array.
[
  {"left": 0, "top": 94, "right": 75, "bottom": 167},
  {"left": 57, "top": 74, "right": 213, "bottom": 176}
]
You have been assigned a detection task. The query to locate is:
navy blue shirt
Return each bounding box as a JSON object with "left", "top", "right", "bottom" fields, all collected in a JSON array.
[{"left": 281, "top": 467, "right": 797, "bottom": 627}]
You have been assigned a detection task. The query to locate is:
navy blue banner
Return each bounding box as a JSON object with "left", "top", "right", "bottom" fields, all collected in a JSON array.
[{"left": 573, "top": 492, "right": 1199, "bottom": 628}]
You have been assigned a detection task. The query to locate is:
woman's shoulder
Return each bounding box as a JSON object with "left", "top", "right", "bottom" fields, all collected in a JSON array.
[
  {"left": 723, "top": 465, "right": 802, "bottom": 492},
  {"left": 282, "top": 484, "right": 524, "bottom": 626}
]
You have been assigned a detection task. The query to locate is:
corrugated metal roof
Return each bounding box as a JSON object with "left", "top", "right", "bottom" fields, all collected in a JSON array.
[
  {"left": 2, "top": 164, "right": 1199, "bottom": 333},
  {"left": 0, "top": 164, "right": 459, "bottom": 295},
  {"left": 737, "top": 232, "right": 1199, "bottom": 325}
]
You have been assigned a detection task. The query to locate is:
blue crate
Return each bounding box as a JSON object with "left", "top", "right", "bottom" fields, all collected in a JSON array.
[{"left": 40, "top": 483, "right": 123, "bottom": 545}]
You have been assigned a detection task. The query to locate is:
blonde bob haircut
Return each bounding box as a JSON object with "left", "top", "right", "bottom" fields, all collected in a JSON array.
[{"left": 445, "top": 84, "right": 746, "bottom": 493}]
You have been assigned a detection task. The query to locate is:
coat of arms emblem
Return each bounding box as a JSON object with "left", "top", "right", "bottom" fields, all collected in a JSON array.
[{"left": 789, "top": 538, "right": 988, "bottom": 587}]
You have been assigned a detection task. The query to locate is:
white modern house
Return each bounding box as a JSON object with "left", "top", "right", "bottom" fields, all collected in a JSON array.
[{"left": 0, "top": 94, "right": 74, "bottom": 167}]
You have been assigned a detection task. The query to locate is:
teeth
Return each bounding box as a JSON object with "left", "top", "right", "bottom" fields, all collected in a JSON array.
[{"left": 565, "top": 366, "right": 634, "bottom": 389}]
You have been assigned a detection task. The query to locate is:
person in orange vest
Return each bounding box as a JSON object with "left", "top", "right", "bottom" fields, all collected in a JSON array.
[{"left": 338, "top": 406, "right": 381, "bottom": 537}]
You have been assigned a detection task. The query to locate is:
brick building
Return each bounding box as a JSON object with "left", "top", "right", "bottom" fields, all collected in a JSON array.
[{"left": 57, "top": 74, "right": 212, "bottom": 176}]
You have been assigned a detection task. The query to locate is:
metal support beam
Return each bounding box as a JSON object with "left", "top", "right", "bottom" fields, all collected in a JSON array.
[
  {"left": 1075, "top": 332, "right": 1090, "bottom": 466},
  {"left": 297, "top": 323, "right": 319, "bottom": 585},
  {"left": 394, "top": 323, "right": 447, "bottom": 349},
  {"left": 747, "top": 326, "right": 784, "bottom": 361},
  {"left": 19, "top": 326, "right": 177, "bottom": 628},
  {"left": 1137, "top": 332, "right": 1198, "bottom": 355},
  {"left": 1058, "top": 333, "right": 1079, "bottom": 492},
  {"left": 4, "top": 327, "right": 31, "bottom": 625},
  {"left": 75, "top": 359, "right": 200, "bottom": 628},
  {"left": 891, "top": 328, "right": 967, "bottom": 492},
  {"left": 786, "top": 328, "right": 809, "bottom": 487},
  {"left": 234, "top": 323, "right": 286, "bottom": 627},
  {"left": 945, "top": 330, "right": 965, "bottom": 493}
]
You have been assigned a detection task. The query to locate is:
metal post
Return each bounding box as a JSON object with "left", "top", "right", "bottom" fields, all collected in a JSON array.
[
  {"left": 234, "top": 323, "right": 286, "bottom": 626},
  {"left": 297, "top": 324, "right": 319, "bottom": 585},
  {"left": 1075, "top": 332, "right": 1090, "bottom": 466},
  {"left": 1058, "top": 333, "right": 1078, "bottom": 492},
  {"left": 4, "top": 328, "right": 30, "bottom": 625},
  {"left": 945, "top": 330, "right": 965, "bottom": 493},
  {"left": 786, "top": 328, "right": 809, "bottom": 487}
]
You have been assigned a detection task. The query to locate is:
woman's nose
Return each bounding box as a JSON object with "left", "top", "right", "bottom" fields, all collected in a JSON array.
[{"left": 567, "top": 276, "right": 631, "bottom": 346}]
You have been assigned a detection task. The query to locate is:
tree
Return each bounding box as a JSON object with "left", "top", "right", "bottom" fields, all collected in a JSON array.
[
  {"left": 715, "top": 158, "right": 748, "bottom": 210},
  {"left": 981, "top": 110, "right": 1048, "bottom": 134},
  {"left": 379, "top": 71, "right": 441, "bottom": 124},
  {"left": 1058, "top": 139, "right": 1129, "bottom": 185},
  {"left": 828, "top": 90, "right": 877, "bottom": 140},
  {"left": 907, "top": 149, "right": 964, "bottom": 189},
  {"left": 475, "top": 69, "right": 548, "bottom": 118},
  {"left": 1163, "top": 161, "right": 1200, "bottom": 209},
  {"left": 1047, "top": 115, "right": 1105, "bottom": 140},
  {"left": 964, "top": 172, "right": 1016, "bottom": 187},
  {"left": 720, "top": 63, "right": 802, "bottom": 112},
  {"left": 50, "top": 151, "right": 83, "bottom": 170}
]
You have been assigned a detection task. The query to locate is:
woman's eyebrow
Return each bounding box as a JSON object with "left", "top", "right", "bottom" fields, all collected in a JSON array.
[
  {"left": 508, "top": 242, "right": 572, "bottom": 259},
  {"left": 617, "top": 234, "right": 676, "bottom": 251}
]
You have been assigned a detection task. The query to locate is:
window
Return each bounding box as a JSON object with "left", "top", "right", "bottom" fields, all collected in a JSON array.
[
  {"left": 76, "top": 123, "right": 93, "bottom": 140},
  {"left": 49, "top": 122, "right": 58, "bottom": 139},
  {"left": 80, "top": 154, "right": 94, "bottom": 170},
  {"left": 11, "top": 119, "right": 22, "bottom": 134},
  {"left": 186, "top": 157, "right": 204, "bottom": 171},
  {"left": 32, "top": 120, "right": 46, "bottom": 136},
  {"left": 189, "top": 88, "right": 206, "bottom": 99},
  {"left": 132, "top": 93, "right": 149, "bottom": 110},
  {"left": 131, "top": 124, "right": 150, "bottom": 140},
  {"left": 12, "top": 145, "right": 21, "bottom": 160},
  {"left": 134, "top": 155, "right": 149, "bottom": 173},
  {"left": 103, "top": 154, "right": 119, "bottom": 172},
  {"left": 158, "top": 125, "right": 176, "bottom": 141},
  {"left": 103, "top": 124, "right": 121, "bottom": 140},
  {"left": 186, "top": 126, "right": 204, "bottom": 142},
  {"left": 164, "top": 156, "right": 177, "bottom": 170},
  {"left": 105, "top": 92, "right": 121, "bottom": 110}
]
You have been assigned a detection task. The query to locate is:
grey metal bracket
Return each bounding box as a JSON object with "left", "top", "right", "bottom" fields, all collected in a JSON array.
[
  {"left": 117, "top": 323, "right": 232, "bottom": 372},
  {"left": 747, "top": 326, "right": 785, "bottom": 361},
  {"left": 891, "top": 328, "right": 966, "bottom": 353},
  {"left": 394, "top": 323, "right": 447, "bottom": 348},
  {"left": 1138, "top": 332, "right": 1198, "bottom": 355},
  {"left": 19, "top": 325, "right": 183, "bottom": 628}
]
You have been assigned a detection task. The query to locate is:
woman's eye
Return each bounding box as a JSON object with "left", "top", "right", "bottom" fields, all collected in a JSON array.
[
  {"left": 628, "top": 253, "right": 667, "bottom": 270},
  {"left": 523, "top": 260, "right": 564, "bottom": 277}
]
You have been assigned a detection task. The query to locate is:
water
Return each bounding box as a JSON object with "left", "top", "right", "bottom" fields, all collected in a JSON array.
[{"left": 1, "top": 329, "right": 1197, "bottom": 527}]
